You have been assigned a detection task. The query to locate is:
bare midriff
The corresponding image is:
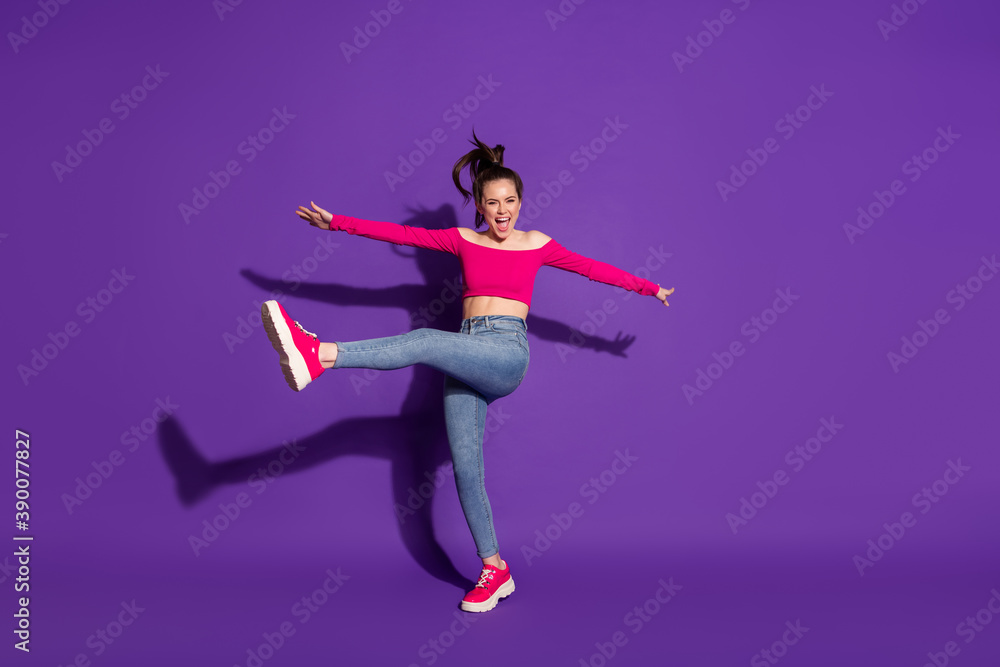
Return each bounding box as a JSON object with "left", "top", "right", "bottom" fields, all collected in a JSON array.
[{"left": 462, "top": 295, "right": 529, "bottom": 321}]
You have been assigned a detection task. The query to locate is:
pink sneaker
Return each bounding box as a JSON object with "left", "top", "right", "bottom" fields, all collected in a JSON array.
[
  {"left": 261, "top": 301, "right": 325, "bottom": 391},
  {"left": 461, "top": 561, "right": 515, "bottom": 612}
]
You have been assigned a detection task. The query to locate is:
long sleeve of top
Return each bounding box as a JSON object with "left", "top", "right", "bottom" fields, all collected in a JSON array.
[
  {"left": 328, "top": 214, "right": 460, "bottom": 254},
  {"left": 541, "top": 240, "right": 661, "bottom": 297}
]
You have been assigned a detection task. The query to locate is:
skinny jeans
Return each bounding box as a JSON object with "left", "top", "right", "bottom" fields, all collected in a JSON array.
[{"left": 331, "top": 315, "right": 530, "bottom": 558}]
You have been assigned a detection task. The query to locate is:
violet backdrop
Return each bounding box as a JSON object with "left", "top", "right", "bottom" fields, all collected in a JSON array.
[{"left": 3, "top": 0, "right": 999, "bottom": 665}]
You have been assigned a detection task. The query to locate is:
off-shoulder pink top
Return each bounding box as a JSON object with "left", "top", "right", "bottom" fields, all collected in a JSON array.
[{"left": 328, "top": 214, "right": 660, "bottom": 309}]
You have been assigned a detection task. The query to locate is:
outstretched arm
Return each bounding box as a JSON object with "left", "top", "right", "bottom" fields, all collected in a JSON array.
[
  {"left": 295, "top": 201, "right": 459, "bottom": 254},
  {"left": 541, "top": 235, "right": 675, "bottom": 306}
]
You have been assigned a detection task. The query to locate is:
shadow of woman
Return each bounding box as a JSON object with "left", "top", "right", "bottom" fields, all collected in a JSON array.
[{"left": 159, "top": 203, "right": 640, "bottom": 592}]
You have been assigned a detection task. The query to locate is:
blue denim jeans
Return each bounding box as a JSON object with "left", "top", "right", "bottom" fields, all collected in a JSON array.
[{"left": 331, "top": 316, "right": 530, "bottom": 558}]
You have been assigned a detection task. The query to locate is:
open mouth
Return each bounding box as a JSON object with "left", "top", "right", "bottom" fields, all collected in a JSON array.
[{"left": 495, "top": 216, "right": 510, "bottom": 232}]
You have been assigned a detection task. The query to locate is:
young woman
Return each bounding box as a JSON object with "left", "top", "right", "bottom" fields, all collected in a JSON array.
[{"left": 261, "top": 133, "right": 674, "bottom": 612}]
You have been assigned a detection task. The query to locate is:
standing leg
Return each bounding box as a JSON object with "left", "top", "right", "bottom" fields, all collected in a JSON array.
[
  {"left": 445, "top": 375, "right": 516, "bottom": 613},
  {"left": 443, "top": 375, "right": 498, "bottom": 559}
]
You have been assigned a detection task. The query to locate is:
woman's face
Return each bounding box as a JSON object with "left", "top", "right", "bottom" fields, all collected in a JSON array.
[{"left": 476, "top": 179, "right": 521, "bottom": 241}]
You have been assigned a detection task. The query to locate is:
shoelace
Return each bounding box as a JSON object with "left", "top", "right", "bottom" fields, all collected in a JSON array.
[
  {"left": 475, "top": 568, "right": 495, "bottom": 589},
  {"left": 293, "top": 320, "right": 317, "bottom": 339}
]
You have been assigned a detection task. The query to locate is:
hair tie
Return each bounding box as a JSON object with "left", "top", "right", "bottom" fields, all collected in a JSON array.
[{"left": 483, "top": 161, "right": 501, "bottom": 169}]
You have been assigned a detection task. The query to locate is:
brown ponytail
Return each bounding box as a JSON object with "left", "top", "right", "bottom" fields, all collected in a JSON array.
[{"left": 451, "top": 129, "right": 524, "bottom": 228}]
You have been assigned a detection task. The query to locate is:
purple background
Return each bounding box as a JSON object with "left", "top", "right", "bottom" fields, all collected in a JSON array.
[{"left": 4, "top": 0, "right": 999, "bottom": 665}]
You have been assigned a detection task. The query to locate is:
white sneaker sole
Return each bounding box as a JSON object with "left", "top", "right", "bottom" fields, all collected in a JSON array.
[
  {"left": 460, "top": 576, "right": 515, "bottom": 613},
  {"left": 261, "top": 301, "right": 312, "bottom": 392}
]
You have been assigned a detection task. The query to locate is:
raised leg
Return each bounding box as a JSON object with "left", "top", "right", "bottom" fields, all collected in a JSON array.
[{"left": 334, "top": 327, "right": 527, "bottom": 401}]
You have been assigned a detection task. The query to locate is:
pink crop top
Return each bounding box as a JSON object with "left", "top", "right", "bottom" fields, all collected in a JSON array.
[{"left": 328, "top": 214, "right": 660, "bottom": 309}]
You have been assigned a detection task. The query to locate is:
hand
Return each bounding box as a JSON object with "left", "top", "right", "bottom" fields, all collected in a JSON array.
[
  {"left": 655, "top": 286, "right": 675, "bottom": 307},
  {"left": 295, "top": 201, "right": 333, "bottom": 230}
]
